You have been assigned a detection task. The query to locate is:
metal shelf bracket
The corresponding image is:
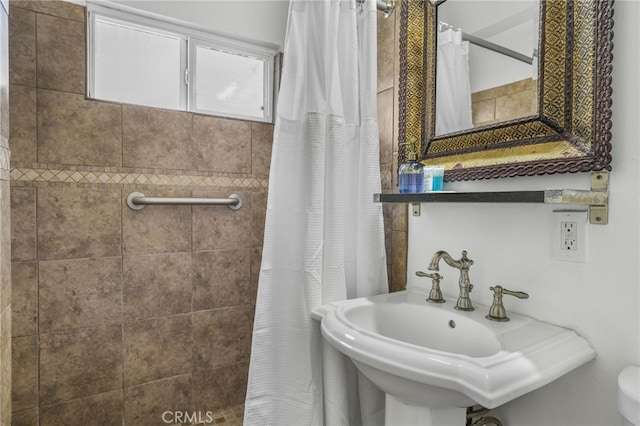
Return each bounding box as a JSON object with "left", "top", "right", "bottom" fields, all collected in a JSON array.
[
  {"left": 543, "top": 171, "right": 609, "bottom": 224},
  {"left": 589, "top": 171, "right": 610, "bottom": 224}
]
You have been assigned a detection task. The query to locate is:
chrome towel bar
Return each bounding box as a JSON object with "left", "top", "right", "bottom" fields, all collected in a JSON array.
[{"left": 126, "top": 192, "right": 243, "bottom": 211}]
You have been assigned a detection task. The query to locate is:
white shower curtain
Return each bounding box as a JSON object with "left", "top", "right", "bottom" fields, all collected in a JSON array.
[
  {"left": 244, "top": 0, "right": 388, "bottom": 425},
  {"left": 436, "top": 27, "right": 473, "bottom": 135}
]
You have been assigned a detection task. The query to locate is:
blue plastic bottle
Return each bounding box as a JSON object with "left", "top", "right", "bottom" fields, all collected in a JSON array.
[{"left": 398, "top": 142, "right": 424, "bottom": 193}]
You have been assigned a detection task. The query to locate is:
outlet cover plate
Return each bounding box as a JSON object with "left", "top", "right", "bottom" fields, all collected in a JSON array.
[{"left": 552, "top": 210, "right": 588, "bottom": 262}]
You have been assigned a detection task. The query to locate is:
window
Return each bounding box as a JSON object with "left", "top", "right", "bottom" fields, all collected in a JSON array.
[{"left": 87, "top": 3, "right": 278, "bottom": 122}]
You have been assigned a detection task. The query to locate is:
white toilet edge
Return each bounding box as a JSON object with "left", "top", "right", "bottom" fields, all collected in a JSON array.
[{"left": 618, "top": 365, "right": 640, "bottom": 426}]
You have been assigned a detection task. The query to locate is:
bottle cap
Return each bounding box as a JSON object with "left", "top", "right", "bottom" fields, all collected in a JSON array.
[{"left": 405, "top": 138, "right": 418, "bottom": 161}]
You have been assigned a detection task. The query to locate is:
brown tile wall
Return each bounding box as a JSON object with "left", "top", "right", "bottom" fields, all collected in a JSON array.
[
  {"left": 377, "top": 8, "right": 407, "bottom": 292},
  {"left": 1, "top": 0, "right": 12, "bottom": 424},
  {"left": 8, "top": 0, "right": 270, "bottom": 424},
  {"left": 471, "top": 78, "right": 537, "bottom": 127}
]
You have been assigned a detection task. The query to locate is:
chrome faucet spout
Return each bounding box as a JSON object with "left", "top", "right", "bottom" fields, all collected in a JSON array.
[{"left": 426, "top": 250, "right": 475, "bottom": 311}]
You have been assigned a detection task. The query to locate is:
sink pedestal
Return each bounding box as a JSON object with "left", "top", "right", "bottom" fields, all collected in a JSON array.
[{"left": 386, "top": 395, "right": 466, "bottom": 426}]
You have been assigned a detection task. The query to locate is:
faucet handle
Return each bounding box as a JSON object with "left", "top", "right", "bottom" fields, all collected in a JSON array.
[
  {"left": 416, "top": 271, "right": 445, "bottom": 303},
  {"left": 416, "top": 271, "right": 442, "bottom": 280},
  {"left": 491, "top": 286, "right": 529, "bottom": 299},
  {"left": 486, "top": 286, "right": 529, "bottom": 322}
]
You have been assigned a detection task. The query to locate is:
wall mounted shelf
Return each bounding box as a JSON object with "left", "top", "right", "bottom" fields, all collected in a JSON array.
[{"left": 374, "top": 172, "right": 609, "bottom": 224}]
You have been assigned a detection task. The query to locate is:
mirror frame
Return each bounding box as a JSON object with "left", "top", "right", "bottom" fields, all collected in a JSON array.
[{"left": 398, "top": 0, "right": 614, "bottom": 181}]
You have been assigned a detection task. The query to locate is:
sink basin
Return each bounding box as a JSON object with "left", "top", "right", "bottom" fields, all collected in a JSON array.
[
  {"left": 344, "top": 300, "right": 501, "bottom": 358},
  {"left": 314, "top": 290, "right": 595, "bottom": 414}
]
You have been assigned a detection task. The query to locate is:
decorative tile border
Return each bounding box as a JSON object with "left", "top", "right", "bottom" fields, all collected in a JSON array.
[
  {"left": 10, "top": 166, "right": 268, "bottom": 190},
  {"left": 10, "top": 162, "right": 388, "bottom": 192},
  {"left": 381, "top": 169, "right": 393, "bottom": 189}
]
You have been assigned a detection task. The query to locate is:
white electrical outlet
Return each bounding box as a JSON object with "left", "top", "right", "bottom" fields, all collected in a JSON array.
[
  {"left": 561, "top": 221, "right": 577, "bottom": 250},
  {"left": 552, "top": 210, "right": 588, "bottom": 262}
]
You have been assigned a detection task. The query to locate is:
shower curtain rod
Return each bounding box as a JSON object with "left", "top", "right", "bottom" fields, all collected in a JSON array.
[
  {"left": 357, "top": 0, "right": 395, "bottom": 17},
  {"left": 439, "top": 22, "right": 533, "bottom": 65},
  {"left": 462, "top": 32, "right": 534, "bottom": 65}
]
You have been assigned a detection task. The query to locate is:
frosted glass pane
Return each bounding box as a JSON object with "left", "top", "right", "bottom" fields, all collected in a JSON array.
[
  {"left": 195, "top": 46, "right": 265, "bottom": 118},
  {"left": 94, "top": 19, "right": 182, "bottom": 110}
]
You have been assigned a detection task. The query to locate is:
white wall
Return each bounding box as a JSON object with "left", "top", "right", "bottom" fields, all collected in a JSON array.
[
  {"left": 99, "top": 0, "right": 289, "bottom": 49},
  {"left": 406, "top": 1, "right": 640, "bottom": 425}
]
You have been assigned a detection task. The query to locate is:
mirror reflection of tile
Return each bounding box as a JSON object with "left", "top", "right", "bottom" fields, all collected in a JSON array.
[{"left": 471, "top": 78, "right": 537, "bottom": 127}]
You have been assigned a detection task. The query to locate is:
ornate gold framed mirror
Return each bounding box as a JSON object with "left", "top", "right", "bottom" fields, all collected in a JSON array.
[{"left": 398, "top": 0, "right": 614, "bottom": 181}]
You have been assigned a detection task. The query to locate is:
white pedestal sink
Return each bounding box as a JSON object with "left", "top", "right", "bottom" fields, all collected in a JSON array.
[{"left": 313, "top": 290, "right": 596, "bottom": 426}]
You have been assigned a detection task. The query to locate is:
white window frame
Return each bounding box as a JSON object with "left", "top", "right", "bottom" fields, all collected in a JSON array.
[
  {"left": 86, "top": 2, "right": 278, "bottom": 123},
  {"left": 188, "top": 37, "right": 274, "bottom": 123}
]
